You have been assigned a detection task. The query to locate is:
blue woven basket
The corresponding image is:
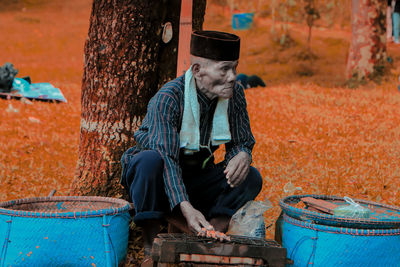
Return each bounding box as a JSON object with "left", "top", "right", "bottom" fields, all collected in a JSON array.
[
  {"left": 280, "top": 194, "right": 400, "bottom": 229},
  {"left": 283, "top": 214, "right": 400, "bottom": 266},
  {"left": 0, "top": 196, "right": 131, "bottom": 266}
]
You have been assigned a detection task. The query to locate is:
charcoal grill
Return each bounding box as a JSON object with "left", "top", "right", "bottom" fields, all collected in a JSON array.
[{"left": 151, "top": 233, "right": 288, "bottom": 266}]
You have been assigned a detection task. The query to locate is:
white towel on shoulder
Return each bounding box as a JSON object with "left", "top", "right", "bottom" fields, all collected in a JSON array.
[
  {"left": 179, "top": 67, "right": 200, "bottom": 154},
  {"left": 211, "top": 97, "right": 231, "bottom": 146},
  {"left": 180, "top": 66, "right": 231, "bottom": 154}
]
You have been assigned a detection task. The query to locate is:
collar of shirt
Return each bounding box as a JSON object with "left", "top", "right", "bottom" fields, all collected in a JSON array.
[{"left": 196, "top": 87, "right": 218, "bottom": 107}]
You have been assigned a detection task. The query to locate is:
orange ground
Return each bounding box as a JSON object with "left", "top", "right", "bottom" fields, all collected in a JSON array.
[{"left": 1, "top": 1, "right": 400, "bottom": 240}]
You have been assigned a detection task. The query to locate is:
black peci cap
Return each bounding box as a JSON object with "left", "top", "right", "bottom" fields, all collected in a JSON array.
[{"left": 190, "top": 30, "right": 240, "bottom": 61}]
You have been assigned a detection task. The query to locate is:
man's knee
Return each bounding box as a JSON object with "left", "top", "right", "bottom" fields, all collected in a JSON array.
[
  {"left": 245, "top": 166, "right": 263, "bottom": 197},
  {"left": 135, "top": 150, "right": 163, "bottom": 171},
  {"left": 125, "top": 150, "right": 164, "bottom": 185}
]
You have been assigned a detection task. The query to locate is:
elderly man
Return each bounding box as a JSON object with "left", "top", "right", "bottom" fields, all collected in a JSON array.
[{"left": 120, "top": 30, "right": 262, "bottom": 259}]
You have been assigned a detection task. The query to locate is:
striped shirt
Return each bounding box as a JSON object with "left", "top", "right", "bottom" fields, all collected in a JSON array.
[{"left": 123, "top": 74, "right": 255, "bottom": 210}]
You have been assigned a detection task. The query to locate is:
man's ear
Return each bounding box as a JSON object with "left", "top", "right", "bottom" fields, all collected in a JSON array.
[{"left": 191, "top": 63, "right": 201, "bottom": 76}]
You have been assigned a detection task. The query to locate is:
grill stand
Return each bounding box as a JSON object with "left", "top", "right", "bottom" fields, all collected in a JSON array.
[{"left": 151, "top": 233, "right": 289, "bottom": 267}]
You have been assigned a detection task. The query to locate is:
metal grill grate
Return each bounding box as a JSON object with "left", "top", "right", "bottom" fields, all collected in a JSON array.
[
  {"left": 151, "top": 233, "right": 287, "bottom": 267},
  {"left": 157, "top": 233, "right": 281, "bottom": 247}
]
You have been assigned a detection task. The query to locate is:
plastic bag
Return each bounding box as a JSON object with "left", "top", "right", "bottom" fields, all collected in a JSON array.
[
  {"left": 333, "top": 196, "right": 371, "bottom": 219},
  {"left": 227, "top": 199, "right": 272, "bottom": 239},
  {"left": 0, "top": 63, "right": 18, "bottom": 93}
]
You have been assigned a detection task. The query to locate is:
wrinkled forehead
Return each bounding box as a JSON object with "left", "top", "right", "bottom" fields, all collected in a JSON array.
[{"left": 203, "top": 58, "right": 239, "bottom": 68}]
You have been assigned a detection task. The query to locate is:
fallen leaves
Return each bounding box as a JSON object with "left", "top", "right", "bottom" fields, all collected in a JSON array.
[
  {"left": 243, "top": 83, "right": 400, "bottom": 238},
  {"left": 28, "top": 116, "right": 40, "bottom": 123},
  {"left": 1, "top": 0, "right": 400, "bottom": 251},
  {"left": 0, "top": 0, "right": 88, "bottom": 201},
  {"left": 6, "top": 103, "right": 19, "bottom": 113}
]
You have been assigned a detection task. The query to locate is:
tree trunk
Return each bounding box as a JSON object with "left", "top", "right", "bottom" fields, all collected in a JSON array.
[
  {"left": 70, "top": 0, "right": 206, "bottom": 197},
  {"left": 346, "top": 0, "right": 387, "bottom": 83}
]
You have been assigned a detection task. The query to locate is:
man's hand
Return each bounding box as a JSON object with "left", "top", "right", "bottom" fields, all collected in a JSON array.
[
  {"left": 224, "top": 151, "right": 251, "bottom": 187},
  {"left": 180, "top": 201, "right": 214, "bottom": 234}
]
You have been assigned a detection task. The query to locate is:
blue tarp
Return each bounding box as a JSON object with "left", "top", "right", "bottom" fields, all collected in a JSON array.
[
  {"left": 0, "top": 78, "right": 67, "bottom": 103},
  {"left": 232, "top": 13, "right": 254, "bottom": 30}
]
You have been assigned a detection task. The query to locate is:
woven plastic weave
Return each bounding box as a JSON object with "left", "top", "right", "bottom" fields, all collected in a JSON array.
[
  {"left": 0, "top": 196, "right": 130, "bottom": 266},
  {"left": 280, "top": 194, "right": 400, "bottom": 229},
  {"left": 283, "top": 214, "right": 400, "bottom": 266}
]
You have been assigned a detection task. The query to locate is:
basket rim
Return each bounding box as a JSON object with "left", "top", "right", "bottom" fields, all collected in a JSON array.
[
  {"left": 279, "top": 194, "right": 400, "bottom": 228},
  {"left": 283, "top": 213, "right": 400, "bottom": 236},
  {"left": 0, "top": 196, "right": 130, "bottom": 218}
]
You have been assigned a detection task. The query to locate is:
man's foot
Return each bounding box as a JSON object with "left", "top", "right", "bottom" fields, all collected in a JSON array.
[
  {"left": 140, "top": 219, "right": 161, "bottom": 266},
  {"left": 141, "top": 255, "right": 154, "bottom": 267}
]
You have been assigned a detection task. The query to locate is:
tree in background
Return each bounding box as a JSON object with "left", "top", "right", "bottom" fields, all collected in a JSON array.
[
  {"left": 304, "top": 0, "right": 320, "bottom": 49},
  {"left": 70, "top": 0, "right": 206, "bottom": 197},
  {"left": 70, "top": 1, "right": 206, "bottom": 264},
  {"left": 346, "top": 0, "right": 387, "bottom": 85}
]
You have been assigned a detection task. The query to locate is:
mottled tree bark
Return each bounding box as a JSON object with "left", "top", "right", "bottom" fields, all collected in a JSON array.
[
  {"left": 346, "top": 0, "right": 387, "bottom": 82},
  {"left": 70, "top": 0, "right": 206, "bottom": 197}
]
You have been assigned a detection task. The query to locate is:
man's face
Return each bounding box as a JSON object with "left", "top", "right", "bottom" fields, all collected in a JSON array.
[{"left": 194, "top": 59, "right": 238, "bottom": 99}]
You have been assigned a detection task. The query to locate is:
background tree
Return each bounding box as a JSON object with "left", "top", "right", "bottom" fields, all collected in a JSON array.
[
  {"left": 346, "top": 0, "right": 387, "bottom": 85},
  {"left": 70, "top": 0, "right": 206, "bottom": 264},
  {"left": 304, "top": 0, "right": 320, "bottom": 49},
  {"left": 70, "top": 0, "right": 206, "bottom": 197}
]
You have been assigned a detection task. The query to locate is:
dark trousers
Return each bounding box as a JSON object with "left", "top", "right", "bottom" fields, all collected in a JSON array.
[{"left": 121, "top": 150, "right": 263, "bottom": 225}]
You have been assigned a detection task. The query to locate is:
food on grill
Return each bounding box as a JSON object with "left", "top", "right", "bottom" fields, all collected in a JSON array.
[{"left": 197, "top": 227, "right": 231, "bottom": 242}]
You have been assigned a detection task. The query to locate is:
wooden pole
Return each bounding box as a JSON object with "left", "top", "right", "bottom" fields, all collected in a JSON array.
[{"left": 176, "top": 0, "right": 193, "bottom": 77}]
